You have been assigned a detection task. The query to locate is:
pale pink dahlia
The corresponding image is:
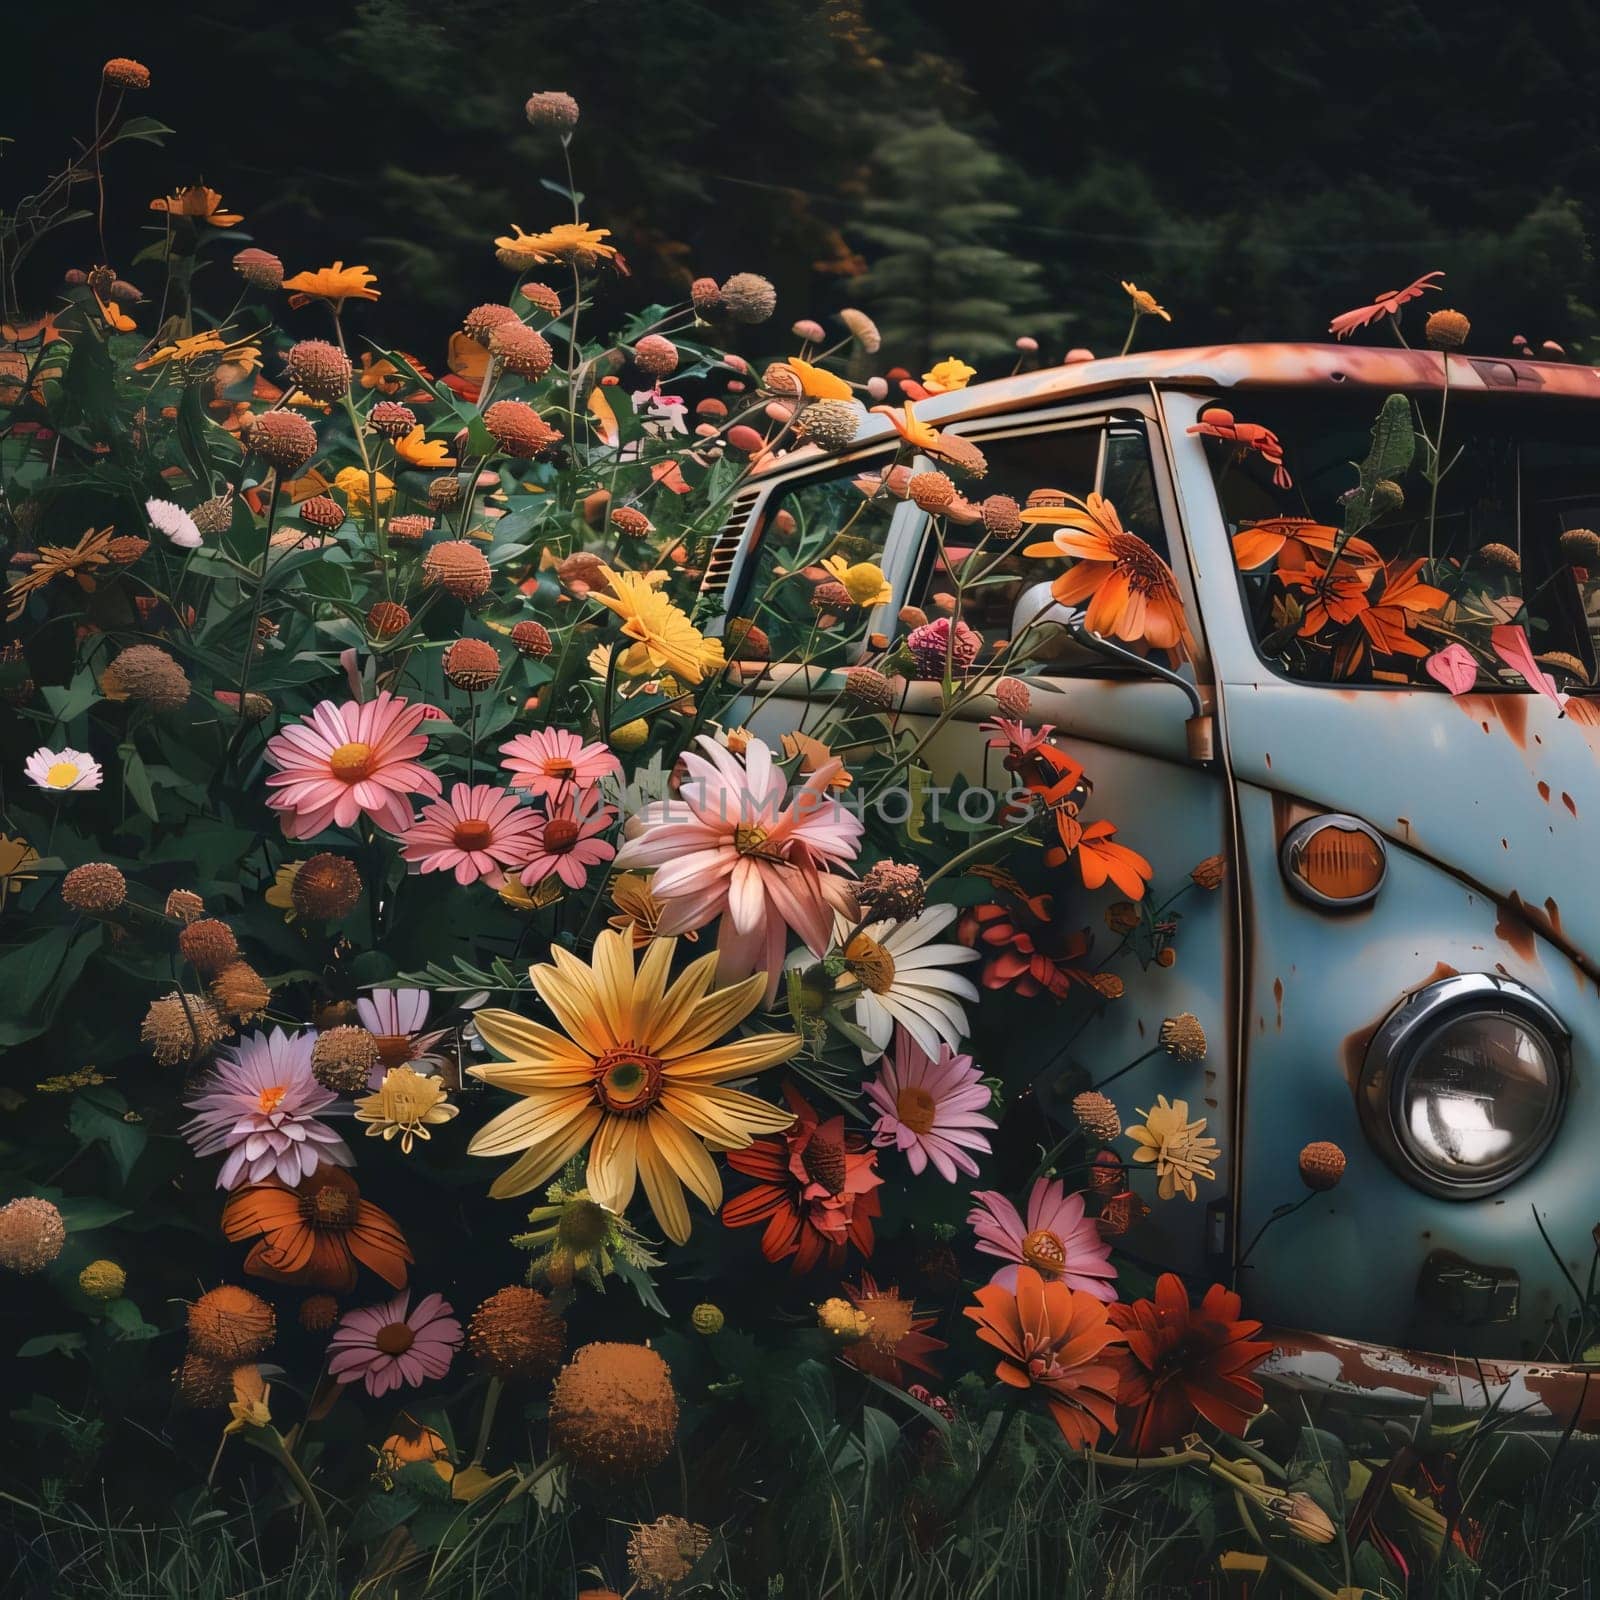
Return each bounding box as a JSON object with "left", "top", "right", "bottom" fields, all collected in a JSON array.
[
  {"left": 518, "top": 797, "right": 617, "bottom": 889},
  {"left": 327, "top": 1290, "right": 462, "bottom": 1397},
  {"left": 182, "top": 1027, "right": 354, "bottom": 1190},
  {"left": 967, "top": 1175, "right": 1117, "bottom": 1301},
  {"left": 264, "top": 691, "right": 442, "bottom": 839},
  {"left": 499, "top": 726, "right": 620, "bottom": 804},
  {"left": 612, "top": 734, "right": 863, "bottom": 1002},
  {"left": 865, "top": 1029, "right": 996, "bottom": 1182},
  {"left": 398, "top": 782, "right": 542, "bottom": 886},
  {"left": 356, "top": 988, "right": 451, "bottom": 1086}
]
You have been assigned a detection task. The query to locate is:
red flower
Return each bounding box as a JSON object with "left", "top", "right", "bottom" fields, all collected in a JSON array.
[
  {"left": 840, "top": 1273, "right": 946, "bottom": 1386},
  {"left": 1187, "top": 407, "right": 1293, "bottom": 489},
  {"left": 1107, "top": 1274, "right": 1274, "bottom": 1451},
  {"left": 1329, "top": 270, "right": 1445, "bottom": 339},
  {"left": 722, "top": 1084, "right": 882, "bottom": 1272},
  {"left": 958, "top": 900, "right": 1095, "bottom": 1000}
]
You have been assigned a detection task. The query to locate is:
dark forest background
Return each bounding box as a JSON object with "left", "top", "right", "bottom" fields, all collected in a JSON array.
[{"left": 7, "top": 0, "right": 1600, "bottom": 369}]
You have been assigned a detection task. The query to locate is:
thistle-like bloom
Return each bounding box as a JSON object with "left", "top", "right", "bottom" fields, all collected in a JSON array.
[
  {"left": 864, "top": 1030, "right": 995, "bottom": 1181},
  {"left": 398, "top": 782, "right": 542, "bottom": 885},
  {"left": 328, "top": 1290, "right": 462, "bottom": 1397},
  {"left": 967, "top": 1175, "right": 1118, "bottom": 1301},
  {"left": 468, "top": 930, "right": 801, "bottom": 1242},
  {"left": 613, "top": 734, "right": 862, "bottom": 1003},
  {"left": 499, "top": 726, "right": 621, "bottom": 804},
  {"left": 182, "top": 1028, "right": 354, "bottom": 1190},
  {"left": 264, "top": 690, "right": 441, "bottom": 838}
]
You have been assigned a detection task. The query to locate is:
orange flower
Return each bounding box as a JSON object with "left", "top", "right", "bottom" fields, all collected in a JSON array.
[
  {"left": 5, "top": 526, "right": 118, "bottom": 620},
  {"left": 282, "top": 262, "right": 380, "bottom": 308},
  {"left": 394, "top": 425, "right": 456, "bottom": 468},
  {"left": 1058, "top": 816, "right": 1153, "bottom": 898},
  {"left": 150, "top": 186, "right": 243, "bottom": 227},
  {"left": 1329, "top": 270, "right": 1445, "bottom": 339},
  {"left": 838, "top": 1273, "right": 946, "bottom": 1386},
  {"left": 1332, "top": 557, "right": 1448, "bottom": 677},
  {"left": 1231, "top": 517, "right": 1379, "bottom": 574},
  {"left": 220, "top": 1166, "right": 412, "bottom": 1291},
  {"left": 1022, "top": 492, "right": 1195, "bottom": 656},
  {"left": 1278, "top": 556, "right": 1374, "bottom": 636},
  {"left": 1186, "top": 408, "right": 1291, "bottom": 490},
  {"left": 963, "top": 1264, "right": 1122, "bottom": 1448}
]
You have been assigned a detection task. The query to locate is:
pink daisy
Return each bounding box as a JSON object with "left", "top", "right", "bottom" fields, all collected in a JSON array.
[
  {"left": 398, "top": 782, "right": 542, "bottom": 886},
  {"left": 182, "top": 1028, "right": 354, "bottom": 1190},
  {"left": 264, "top": 690, "right": 442, "bottom": 840},
  {"left": 499, "top": 726, "right": 620, "bottom": 805},
  {"left": 612, "top": 734, "right": 863, "bottom": 1002},
  {"left": 356, "top": 988, "right": 450, "bottom": 1086},
  {"left": 966, "top": 1175, "right": 1118, "bottom": 1301},
  {"left": 327, "top": 1290, "right": 463, "bottom": 1397},
  {"left": 864, "top": 1029, "right": 996, "bottom": 1182},
  {"left": 518, "top": 797, "right": 617, "bottom": 889}
]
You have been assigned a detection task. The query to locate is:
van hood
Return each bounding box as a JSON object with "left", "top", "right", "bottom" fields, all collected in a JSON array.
[{"left": 1223, "top": 683, "right": 1600, "bottom": 976}]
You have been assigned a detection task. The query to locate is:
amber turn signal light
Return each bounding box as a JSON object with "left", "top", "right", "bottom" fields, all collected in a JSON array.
[{"left": 1280, "top": 814, "right": 1387, "bottom": 908}]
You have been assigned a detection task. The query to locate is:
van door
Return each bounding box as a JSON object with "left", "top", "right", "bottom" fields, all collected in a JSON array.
[{"left": 725, "top": 400, "right": 1237, "bottom": 1288}]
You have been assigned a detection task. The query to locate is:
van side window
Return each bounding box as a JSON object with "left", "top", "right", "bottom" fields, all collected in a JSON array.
[
  {"left": 729, "top": 457, "right": 898, "bottom": 668},
  {"left": 910, "top": 419, "right": 1167, "bottom": 660}
]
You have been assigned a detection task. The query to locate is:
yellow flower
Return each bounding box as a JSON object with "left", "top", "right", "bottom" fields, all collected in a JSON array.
[
  {"left": 1121, "top": 281, "right": 1172, "bottom": 322},
  {"left": 820, "top": 555, "right": 891, "bottom": 607},
  {"left": 359, "top": 353, "right": 406, "bottom": 392},
  {"left": 133, "top": 330, "right": 261, "bottom": 372},
  {"left": 392, "top": 424, "right": 456, "bottom": 468},
  {"left": 607, "top": 871, "right": 697, "bottom": 948},
  {"left": 333, "top": 465, "right": 395, "bottom": 514},
  {"left": 921, "top": 357, "right": 976, "bottom": 393},
  {"left": 494, "top": 223, "right": 618, "bottom": 268},
  {"left": 0, "top": 835, "right": 41, "bottom": 910},
  {"left": 468, "top": 929, "right": 801, "bottom": 1242},
  {"left": 223, "top": 1369, "right": 271, "bottom": 1435},
  {"left": 592, "top": 566, "right": 725, "bottom": 686},
  {"left": 150, "top": 186, "right": 243, "bottom": 227},
  {"left": 779, "top": 732, "right": 851, "bottom": 790},
  {"left": 1126, "top": 1094, "right": 1218, "bottom": 1201},
  {"left": 786, "top": 357, "right": 852, "bottom": 401},
  {"left": 263, "top": 861, "right": 302, "bottom": 923},
  {"left": 499, "top": 873, "right": 565, "bottom": 913},
  {"left": 282, "top": 262, "right": 380, "bottom": 307},
  {"left": 355, "top": 1067, "right": 460, "bottom": 1154}
]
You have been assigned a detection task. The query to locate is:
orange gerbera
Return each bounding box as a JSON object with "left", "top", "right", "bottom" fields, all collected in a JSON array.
[
  {"left": 149, "top": 186, "right": 243, "bottom": 227},
  {"left": 1232, "top": 517, "right": 1380, "bottom": 574},
  {"left": 494, "top": 223, "right": 618, "bottom": 268},
  {"left": 282, "top": 262, "right": 381, "bottom": 308},
  {"left": 964, "top": 1264, "right": 1123, "bottom": 1448},
  {"left": 1022, "top": 493, "right": 1195, "bottom": 657},
  {"left": 220, "top": 1165, "right": 412, "bottom": 1291}
]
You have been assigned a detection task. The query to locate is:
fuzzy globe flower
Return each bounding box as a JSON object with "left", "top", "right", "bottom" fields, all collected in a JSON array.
[
  {"left": 182, "top": 1027, "right": 355, "bottom": 1190},
  {"left": 0, "top": 1196, "right": 67, "bottom": 1273},
  {"left": 399, "top": 782, "right": 543, "bottom": 885},
  {"left": 500, "top": 726, "right": 622, "bottom": 804},
  {"left": 967, "top": 1175, "right": 1118, "bottom": 1301},
  {"left": 328, "top": 1290, "right": 462, "bottom": 1397},
  {"left": 264, "top": 690, "right": 441, "bottom": 839},
  {"left": 864, "top": 1030, "right": 995, "bottom": 1181}
]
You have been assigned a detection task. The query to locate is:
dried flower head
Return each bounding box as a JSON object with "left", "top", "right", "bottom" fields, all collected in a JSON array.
[
  {"left": 1072, "top": 1091, "right": 1122, "bottom": 1142},
  {"left": 62, "top": 861, "right": 127, "bottom": 913},
  {"left": 468, "top": 1285, "right": 566, "bottom": 1381},
  {"left": 483, "top": 399, "right": 562, "bottom": 458},
  {"left": 689, "top": 277, "right": 722, "bottom": 316},
  {"left": 844, "top": 665, "right": 894, "bottom": 709},
  {"left": 980, "top": 494, "right": 1024, "bottom": 538},
  {"left": 232, "top": 247, "right": 283, "bottom": 290},
  {"left": 1477, "top": 542, "right": 1522, "bottom": 572},
  {"left": 811, "top": 579, "right": 852, "bottom": 615},
  {"left": 795, "top": 398, "right": 863, "bottom": 451},
  {"left": 490, "top": 321, "right": 554, "bottom": 379},
  {"left": 557, "top": 550, "right": 611, "bottom": 594},
  {"left": 628, "top": 1516, "right": 712, "bottom": 1595},
  {"left": 524, "top": 90, "right": 580, "bottom": 130},
  {"left": 610, "top": 505, "right": 652, "bottom": 538},
  {"left": 367, "top": 400, "right": 416, "bottom": 441},
  {"left": 142, "top": 991, "right": 228, "bottom": 1064},
  {"left": 246, "top": 410, "right": 318, "bottom": 473},
  {"left": 1159, "top": 1013, "right": 1207, "bottom": 1062},
  {"left": 909, "top": 470, "right": 956, "bottom": 512},
  {"left": 386, "top": 514, "right": 434, "bottom": 545},
  {"left": 107, "top": 534, "right": 149, "bottom": 564},
  {"left": 78, "top": 1258, "right": 126, "bottom": 1299},
  {"left": 299, "top": 1294, "right": 340, "bottom": 1332},
  {"left": 511, "top": 620, "right": 554, "bottom": 659},
  {"left": 178, "top": 918, "right": 239, "bottom": 975},
  {"left": 994, "top": 677, "right": 1030, "bottom": 718},
  {"left": 102, "top": 57, "right": 151, "bottom": 89},
  {"left": 173, "top": 1353, "right": 235, "bottom": 1409},
  {"left": 1558, "top": 527, "right": 1600, "bottom": 563},
  {"left": 166, "top": 888, "right": 205, "bottom": 923},
  {"left": 548, "top": 1342, "right": 678, "bottom": 1481},
  {"left": 855, "top": 860, "right": 926, "bottom": 922},
  {"left": 290, "top": 853, "right": 363, "bottom": 922},
  {"left": 367, "top": 601, "right": 412, "bottom": 639},
  {"left": 719, "top": 272, "right": 777, "bottom": 325},
  {"left": 428, "top": 475, "right": 463, "bottom": 510},
  {"left": 0, "top": 1196, "right": 67, "bottom": 1274},
  {"left": 723, "top": 617, "right": 770, "bottom": 662},
  {"left": 1298, "top": 1141, "right": 1347, "bottom": 1192},
  {"left": 1425, "top": 309, "right": 1471, "bottom": 349},
  {"left": 284, "top": 339, "right": 351, "bottom": 402},
  {"left": 633, "top": 334, "right": 679, "bottom": 377},
  {"left": 443, "top": 637, "right": 501, "bottom": 692},
  {"left": 520, "top": 281, "right": 563, "bottom": 317},
  {"left": 188, "top": 1284, "right": 275, "bottom": 1360},
  {"left": 311, "top": 1026, "right": 382, "bottom": 1094},
  {"left": 839, "top": 308, "right": 881, "bottom": 353},
  {"left": 1190, "top": 854, "right": 1225, "bottom": 891},
  {"left": 104, "top": 644, "right": 190, "bottom": 710},
  {"left": 691, "top": 1303, "right": 724, "bottom": 1335},
  {"left": 422, "top": 540, "right": 493, "bottom": 602},
  {"left": 211, "top": 960, "right": 272, "bottom": 1023}
]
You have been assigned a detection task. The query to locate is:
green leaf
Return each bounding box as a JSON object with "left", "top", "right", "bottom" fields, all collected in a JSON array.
[
  {"left": 111, "top": 116, "right": 175, "bottom": 146},
  {"left": 101, "top": 1297, "right": 159, "bottom": 1341},
  {"left": 40, "top": 671, "right": 103, "bottom": 726},
  {"left": 68, "top": 1087, "right": 149, "bottom": 1184},
  {"left": 56, "top": 1197, "right": 132, "bottom": 1233},
  {"left": 120, "top": 745, "right": 159, "bottom": 822},
  {"left": 17, "top": 1332, "right": 87, "bottom": 1359},
  {"left": 0, "top": 923, "right": 103, "bottom": 1046}
]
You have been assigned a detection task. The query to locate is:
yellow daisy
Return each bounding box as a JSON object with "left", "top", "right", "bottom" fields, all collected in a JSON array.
[
  {"left": 592, "top": 566, "right": 725, "bottom": 685},
  {"left": 922, "top": 356, "right": 976, "bottom": 393},
  {"left": 1126, "top": 1094, "right": 1218, "bottom": 1201},
  {"left": 282, "top": 262, "right": 381, "bottom": 307},
  {"left": 494, "top": 223, "right": 618, "bottom": 269},
  {"left": 469, "top": 930, "right": 800, "bottom": 1242},
  {"left": 1120, "top": 281, "right": 1172, "bottom": 322},
  {"left": 333, "top": 465, "right": 395, "bottom": 515}
]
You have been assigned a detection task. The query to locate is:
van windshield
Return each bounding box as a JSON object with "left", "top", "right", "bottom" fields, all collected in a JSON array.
[{"left": 1203, "top": 391, "right": 1600, "bottom": 691}]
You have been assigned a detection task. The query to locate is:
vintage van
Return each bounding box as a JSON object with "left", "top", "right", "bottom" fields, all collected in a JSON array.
[{"left": 704, "top": 344, "right": 1600, "bottom": 1425}]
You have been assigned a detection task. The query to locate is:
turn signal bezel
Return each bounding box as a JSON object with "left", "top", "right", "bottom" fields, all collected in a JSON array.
[{"left": 1279, "top": 813, "right": 1387, "bottom": 909}]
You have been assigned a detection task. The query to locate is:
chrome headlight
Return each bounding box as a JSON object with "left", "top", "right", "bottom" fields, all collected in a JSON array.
[{"left": 1359, "top": 974, "right": 1569, "bottom": 1199}]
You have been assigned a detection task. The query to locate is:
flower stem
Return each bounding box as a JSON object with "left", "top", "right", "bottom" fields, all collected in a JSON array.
[{"left": 954, "top": 1391, "right": 1024, "bottom": 1517}]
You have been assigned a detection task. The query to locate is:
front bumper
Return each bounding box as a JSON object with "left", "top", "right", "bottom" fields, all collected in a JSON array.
[{"left": 1262, "top": 1329, "right": 1600, "bottom": 1433}]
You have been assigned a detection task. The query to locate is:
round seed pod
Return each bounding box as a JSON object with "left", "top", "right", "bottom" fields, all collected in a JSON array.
[
  {"left": 368, "top": 400, "right": 416, "bottom": 440},
  {"left": 524, "top": 90, "right": 579, "bottom": 131},
  {"left": 548, "top": 1342, "right": 678, "bottom": 1482},
  {"left": 468, "top": 1286, "right": 566, "bottom": 1382},
  {"left": 443, "top": 637, "right": 501, "bottom": 692},
  {"left": 78, "top": 1259, "right": 126, "bottom": 1300},
  {"left": 490, "top": 322, "right": 554, "bottom": 380},
  {"left": 298, "top": 494, "right": 346, "bottom": 532},
  {"left": 520, "top": 281, "right": 563, "bottom": 318},
  {"left": 178, "top": 918, "right": 239, "bottom": 976},
  {"left": 102, "top": 57, "right": 151, "bottom": 90},
  {"left": 299, "top": 1294, "right": 339, "bottom": 1332},
  {"left": 210, "top": 961, "right": 272, "bottom": 1023},
  {"left": 246, "top": 411, "right": 318, "bottom": 474},
  {"left": 633, "top": 335, "right": 679, "bottom": 377},
  {"left": 718, "top": 273, "right": 777, "bottom": 325},
  {"left": 141, "top": 991, "right": 227, "bottom": 1065},
  {"left": 174, "top": 1352, "right": 235, "bottom": 1409},
  {"left": 511, "top": 620, "right": 553, "bottom": 659},
  {"left": 795, "top": 399, "right": 863, "bottom": 451},
  {"left": 483, "top": 399, "right": 561, "bottom": 458},
  {"left": 0, "top": 1196, "right": 67, "bottom": 1274},
  {"left": 367, "top": 601, "right": 412, "bottom": 639},
  {"left": 284, "top": 339, "right": 352, "bottom": 403},
  {"left": 1072, "top": 1091, "right": 1121, "bottom": 1142},
  {"left": 232, "top": 248, "right": 283, "bottom": 291},
  {"left": 311, "top": 1025, "right": 381, "bottom": 1094},
  {"left": 463, "top": 303, "right": 521, "bottom": 346},
  {"left": 104, "top": 644, "right": 191, "bottom": 711},
  {"left": 422, "top": 540, "right": 493, "bottom": 602},
  {"left": 909, "top": 471, "right": 956, "bottom": 512},
  {"left": 387, "top": 514, "right": 434, "bottom": 545},
  {"left": 165, "top": 889, "right": 205, "bottom": 923},
  {"left": 187, "top": 1285, "right": 275, "bottom": 1360},
  {"left": 61, "top": 862, "right": 127, "bottom": 913},
  {"left": 689, "top": 277, "right": 722, "bottom": 316},
  {"left": 1298, "top": 1141, "right": 1347, "bottom": 1192},
  {"left": 1159, "top": 1012, "right": 1207, "bottom": 1061}
]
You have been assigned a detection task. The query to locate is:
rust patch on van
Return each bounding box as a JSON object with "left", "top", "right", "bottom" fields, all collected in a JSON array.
[
  {"left": 1273, "top": 977, "right": 1284, "bottom": 1030},
  {"left": 1538, "top": 781, "right": 1551, "bottom": 802},
  {"left": 1456, "top": 693, "right": 1528, "bottom": 748},
  {"left": 1494, "top": 896, "right": 1541, "bottom": 963},
  {"left": 1563, "top": 792, "right": 1578, "bottom": 817},
  {"left": 1341, "top": 962, "right": 1460, "bottom": 1091}
]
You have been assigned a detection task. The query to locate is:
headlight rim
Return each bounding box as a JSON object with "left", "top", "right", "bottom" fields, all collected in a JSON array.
[{"left": 1359, "top": 973, "right": 1571, "bottom": 1201}]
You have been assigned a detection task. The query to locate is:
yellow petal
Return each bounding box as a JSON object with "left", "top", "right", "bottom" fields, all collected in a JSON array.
[
  {"left": 586, "top": 1114, "right": 640, "bottom": 1215},
  {"left": 533, "top": 946, "right": 616, "bottom": 1054},
  {"left": 647, "top": 1109, "right": 723, "bottom": 1210},
  {"left": 487, "top": 1106, "right": 603, "bottom": 1198},
  {"left": 588, "top": 928, "right": 636, "bottom": 1050},
  {"left": 661, "top": 1031, "right": 803, "bottom": 1082},
  {"left": 630, "top": 934, "right": 676, "bottom": 1041},
  {"left": 634, "top": 1121, "right": 692, "bottom": 1244},
  {"left": 468, "top": 1088, "right": 594, "bottom": 1157},
  {"left": 660, "top": 1082, "right": 797, "bottom": 1146},
  {"left": 661, "top": 970, "right": 769, "bottom": 1058},
  {"left": 644, "top": 947, "right": 720, "bottom": 1048},
  {"left": 471, "top": 1010, "right": 595, "bottom": 1072}
]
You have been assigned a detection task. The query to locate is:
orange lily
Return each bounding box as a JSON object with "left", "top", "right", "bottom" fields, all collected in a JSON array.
[{"left": 1233, "top": 516, "right": 1379, "bottom": 574}]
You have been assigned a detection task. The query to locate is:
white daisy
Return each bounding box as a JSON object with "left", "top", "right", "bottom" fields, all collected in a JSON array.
[
  {"left": 828, "top": 903, "right": 980, "bottom": 1060},
  {"left": 24, "top": 746, "right": 103, "bottom": 793},
  {"left": 146, "top": 497, "right": 203, "bottom": 549}
]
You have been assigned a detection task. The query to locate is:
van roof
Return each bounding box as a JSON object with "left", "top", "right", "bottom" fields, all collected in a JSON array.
[{"left": 754, "top": 341, "right": 1600, "bottom": 475}]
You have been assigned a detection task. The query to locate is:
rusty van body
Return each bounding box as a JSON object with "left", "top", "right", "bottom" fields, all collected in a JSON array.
[{"left": 706, "top": 343, "right": 1600, "bottom": 1429}]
